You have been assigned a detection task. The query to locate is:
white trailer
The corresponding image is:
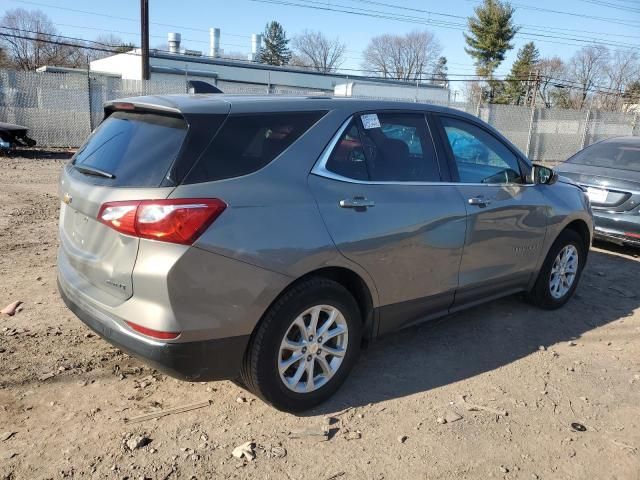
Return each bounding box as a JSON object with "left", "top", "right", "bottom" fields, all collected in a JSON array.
[{"left": 334, "top": 81, "right": 449, "bottom": 104}]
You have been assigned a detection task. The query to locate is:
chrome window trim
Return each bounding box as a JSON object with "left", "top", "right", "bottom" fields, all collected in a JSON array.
[
  {"left": 311, "top": 115, "right": 535, "bottom": 188},
  {"left": 312, "top": 116, "right": 355, "bottom": 180}
]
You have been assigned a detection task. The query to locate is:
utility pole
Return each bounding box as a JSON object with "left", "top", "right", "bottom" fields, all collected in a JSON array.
[
  {"left": 140, "top": 0, "right": 150, "bottom": 80},
  {"left": 530, "top": 70, "right": 540, "bottom": 109},
  {"left": 524, "top": 70, "right": 533, "bottom": 107},
  {"left": 86, "top": 54, "right": 93, "bottom": 132},
  {"left": 581, "top": 94, "right": 595, "bottom": 149},
  {"left": 525, "top": 70, "right": 540, "bottom": 158}
]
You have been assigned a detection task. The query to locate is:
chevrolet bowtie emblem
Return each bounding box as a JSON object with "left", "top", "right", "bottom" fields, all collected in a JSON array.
[{"left": 62, "top": 192, "right": 73, "bottom": 205}]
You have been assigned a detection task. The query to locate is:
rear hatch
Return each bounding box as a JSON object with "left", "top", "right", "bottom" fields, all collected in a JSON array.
[{"left": 59, "top": 102, "right": 227, "bottom": 304}]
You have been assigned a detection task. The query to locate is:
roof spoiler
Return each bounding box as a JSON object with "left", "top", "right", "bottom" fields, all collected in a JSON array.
[{"left": 103, "top": 100, "right": 183, "bottom": 119}]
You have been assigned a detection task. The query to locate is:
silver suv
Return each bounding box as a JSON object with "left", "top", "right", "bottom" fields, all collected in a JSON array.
[{"left": 57, "top": 95, "right": 593, "bottom": 411}]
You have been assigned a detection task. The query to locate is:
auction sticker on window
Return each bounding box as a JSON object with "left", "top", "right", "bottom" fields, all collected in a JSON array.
[{"left": 361, "top": 114, "right": 381, "bottom": 129}]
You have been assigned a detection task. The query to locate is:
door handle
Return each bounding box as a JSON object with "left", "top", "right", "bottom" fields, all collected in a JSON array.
[
  {"left": 339, "top": 197, "right": 375, "bottom": 209},
  {"left": 468, "top": 196, "right": 491, "bottom": 207}
]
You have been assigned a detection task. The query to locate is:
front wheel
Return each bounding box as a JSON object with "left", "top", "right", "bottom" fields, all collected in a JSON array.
[
  {"left": 528, "top": 229, "right": 585, "bottom": 309},
  {"left": 240, "top": 278, "right": 362, "bottom": 412}
]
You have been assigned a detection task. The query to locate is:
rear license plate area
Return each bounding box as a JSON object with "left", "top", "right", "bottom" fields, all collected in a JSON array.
[{"left": 586, "top": 187, "right": 608, "bottom": 204}]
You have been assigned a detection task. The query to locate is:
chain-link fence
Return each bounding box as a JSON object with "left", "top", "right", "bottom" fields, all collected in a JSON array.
[{"left": 1, "top": 68, "right": 638, "bottom": 163}]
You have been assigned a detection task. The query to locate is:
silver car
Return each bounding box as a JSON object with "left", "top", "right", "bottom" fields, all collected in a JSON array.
[
  {"left": 57, "top": 95, "right": 593, "bottom": 411},
  {"left": 555, "top": 137, "right": 640, "bottom": 247}
]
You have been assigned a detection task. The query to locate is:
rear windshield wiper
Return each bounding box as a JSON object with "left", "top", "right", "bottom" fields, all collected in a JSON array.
[{"left": 73, "top": 164, "right": 116, "bottom": 179}]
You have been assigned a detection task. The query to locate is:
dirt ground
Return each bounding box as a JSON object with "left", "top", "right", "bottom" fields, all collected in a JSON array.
[{"left": 0, "top": 152, "right": 639, "bottom": 480}]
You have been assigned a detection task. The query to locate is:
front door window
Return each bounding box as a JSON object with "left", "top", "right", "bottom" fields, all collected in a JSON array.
[{"left": 440, "top": 116, "right": 523, "bottom": 184}]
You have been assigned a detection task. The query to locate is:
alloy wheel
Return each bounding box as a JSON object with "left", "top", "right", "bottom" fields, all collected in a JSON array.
[
  {"left": 549, "top": 244, "right": 579, "bottom": 299},
  {"left": 278, "top": 305, "right": 349, "bottom": 393}
]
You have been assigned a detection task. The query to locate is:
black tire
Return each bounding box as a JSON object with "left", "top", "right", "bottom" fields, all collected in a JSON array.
[
  {"left": 528, "top": 229, "right": 585, "bottom": 310},
  {"left": 240, "top": 277, "right": 362, "bottom": 412}
]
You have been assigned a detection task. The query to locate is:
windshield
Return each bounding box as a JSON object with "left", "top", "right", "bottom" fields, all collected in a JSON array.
[
  {"left": 566, "top": 140, "right": 640, "bottom": 173},
  {"left": 72, "top": 111, "right": 187, "bottom": 187}
]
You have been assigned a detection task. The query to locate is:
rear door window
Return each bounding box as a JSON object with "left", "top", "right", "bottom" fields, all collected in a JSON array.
[
  {"left": 185, "top": 111, "right": 326, "bottom": 183},
  {"left": 359, "top": 112, "right": 440, "bottom": 182},
  {"left": 325, "top": 112, "right": 440, "bottom": 182},
  {"left": 72, "top": 111, "right": 187, "bottom": 187}
]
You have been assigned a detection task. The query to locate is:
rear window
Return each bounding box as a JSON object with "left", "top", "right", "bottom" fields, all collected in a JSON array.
[
  {"left": 567, "top": 140, "right": 640, "bottom": 172},
  {"left": 72, "top": 111, "right": 187, "bottom": 187},
  {"left": 184, "top": 111, "right": 326, "bottom": 183}
]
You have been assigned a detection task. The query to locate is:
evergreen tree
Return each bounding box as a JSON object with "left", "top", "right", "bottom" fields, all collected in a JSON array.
[
  {"left": 432, "top": 56, "right": 448, "bottom": 85},
  {"left": 258, "top": 21, "right": 291, "bottom": 66},
  {"left": 501, "top": 42, "right": 540, "bottom": 105},
  {"left": 464, "top": 0, "right": 518, "bottom": 80}
]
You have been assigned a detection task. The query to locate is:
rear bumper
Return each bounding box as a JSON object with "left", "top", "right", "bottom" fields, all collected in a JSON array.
[
  {"left": 58, "top": 278, "right": 249, "bottom": 381},
  {"left": 592, "top": 210, "right": 640, "bottom": 247}
]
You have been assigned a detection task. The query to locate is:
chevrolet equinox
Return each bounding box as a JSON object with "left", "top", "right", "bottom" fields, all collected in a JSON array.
[{"left": 57, "top": 95, "right": 593, "bottom": 411}]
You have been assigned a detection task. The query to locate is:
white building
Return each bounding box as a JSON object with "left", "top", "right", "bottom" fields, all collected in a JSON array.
[{"left": 89, "top": 32, "right": 450, "bottom": 102}]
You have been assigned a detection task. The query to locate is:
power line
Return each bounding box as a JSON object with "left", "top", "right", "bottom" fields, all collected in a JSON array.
[
  {"left": 16, "top": 0, "right": 640, "bottom": 54},
  {"left": 9, "top": 0, "right": 640, "bottom": 61},
  {"left": 0, "top": 24, "right": 304, "bottom": 60},
  {"left": 459, "top": 0, "right": 640, "bottom": 27},
  {"left": 2, "top": 30, "right": 636, "bottom": 99},
  {"left": 347, "top": 0, "right": 640, "bottom": 37},
  {"left": 0, "top": 32, "right": 122, "bottom": 55},
  {"left": 0, "top": 25, "right": 131, "bottom": 48},
  {"left": 35, "top": 22, "right": 254, "bottom": 51},
  {"left": 12, "top": 0, "right": 640, "bottom": 50},
  {"left": 510, "top": 1, "right": 640, "bottom": 27},
  {"left": 246, "top": 0, "right": 640, "bottom": 50},
  {"left": 298, "top": 0, "right": 639, "bottom": 48},
  {"left": 575, "top": 0, "right": 640, "bottom": 15},
  {"left": 0, "top": 31, "right": 525, "bottom": 79},
  {"left": 0, "top": 29, "right": 504, "bottom": 79},
  {"left": 10, "top": 0, "right": 252, "bottom": 37},
  {"left": 0, "top": 27, "right": 549, "bottom": 80},
  {"left": 19, "top": 21, "right": 490, "bottom": 70}
]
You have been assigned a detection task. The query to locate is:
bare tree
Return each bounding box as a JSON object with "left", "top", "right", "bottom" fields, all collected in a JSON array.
[
  {"left": 536, "top": 56, "right": 566, "bottom": 108},
  {"left": 600, "top": 49, "right": 640, "bottom": 111},
  {"left": 290, "top": 30, "right": 345, "bottom": 73},
  {"left": 1, "top": 8, "right": 56, "bottom": 69},
  {"left": 0, "top": 8, "right": 85, "bottom": 69},
  {"left": 362, "top": 30, "right": 442, "bottom": 81},
  {"left": 567, "top": 45, "right": 610, "bottom": 109},
  {"left": 463, "top": 81, "right": 483, "bottom": 106},
  {"left": 86, "top": 34, "right": 134, "bottom": 62}
]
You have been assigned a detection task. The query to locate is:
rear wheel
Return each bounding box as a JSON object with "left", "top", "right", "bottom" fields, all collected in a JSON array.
[
  {"left": 528, "top": 229, "right": 585, "bottom": 309},
  {"left": 241, "top": 278, "right": 361, "bottom": 412}
]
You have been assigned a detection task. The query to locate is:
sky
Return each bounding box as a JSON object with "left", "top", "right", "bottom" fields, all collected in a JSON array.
[{"left": 2, "top": 0, "right": 639, "bottom": 97}]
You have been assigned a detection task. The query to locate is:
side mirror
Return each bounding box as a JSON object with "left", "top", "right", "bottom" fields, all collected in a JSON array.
[{"left": 530, "top": 164, "right": 558, "bottom": 185}]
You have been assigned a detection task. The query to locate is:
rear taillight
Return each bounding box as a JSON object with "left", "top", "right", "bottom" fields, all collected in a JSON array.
[
  {"left": 125, "top": 321, "right": 180, "bottom": 340},
  {"left": 98, "top": 198, "right": 226, "bottom": 245}
]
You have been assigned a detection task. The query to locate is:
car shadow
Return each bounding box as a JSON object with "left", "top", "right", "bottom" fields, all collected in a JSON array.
[
  {"left": 593, "top": 239, "right": 639, "bottom": 258},
  {"left": 305, "top": 247, "right": 640, "bottom": 415}
]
